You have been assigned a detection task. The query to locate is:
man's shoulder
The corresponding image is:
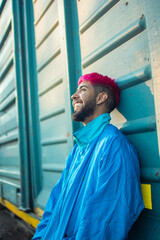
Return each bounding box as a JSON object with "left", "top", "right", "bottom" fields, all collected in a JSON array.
[
  {"left": 98, "top": 124, "right": 137, "bottom": 160},
  {"left": 99, "top": 124, "right": 132, "bottom": 148},
  {"left": 101, "top": 124, "right": 123, "bottom": 139}
]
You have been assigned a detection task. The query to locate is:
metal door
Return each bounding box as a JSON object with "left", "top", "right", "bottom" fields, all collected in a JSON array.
[
  {"left": 32, "top": 0, "right": 76, "bottom": 215},
  {"left": 0, "top": 0, "right": 41, "bottom": 212},
  {"left": 76, "top": 0, "right": 160, "bottom": 239},
  {"left": 0, "top": 0, "right": 22, "bottom": 207},
  {"left": 1, "top": 0, "right": 160, "bottom": 239}
]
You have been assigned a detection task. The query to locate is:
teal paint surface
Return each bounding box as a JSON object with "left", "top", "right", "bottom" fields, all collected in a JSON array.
[
  {"left": 64, "top": 0, "right": 82, "bottom": 133},
  {"left": 0, "top": 0, "right": 21, "bottom": 208},
  {"left": 19, "top": 0, "right": 42, "bottom": 207},
  {"left": 12, "top": 0, "right": 31, "bottom": 210},
  {"left": 77, "top": 0, "right": 160, "bottom": 239},
  {"left": 0, "top": 0, "right": 160, "bottom": 239},
  {"left": 32, "top": 0, "right": 76, "bottom": 211}
]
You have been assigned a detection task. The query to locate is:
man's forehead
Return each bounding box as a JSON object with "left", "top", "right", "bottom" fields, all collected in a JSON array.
[{"left": 77, "top": 80, "right": 91, "bottom": 90}]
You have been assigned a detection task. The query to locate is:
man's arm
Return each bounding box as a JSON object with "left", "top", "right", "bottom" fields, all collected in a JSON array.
[
  {"left": 32, "top": 167, "right": 68, "bottom": 240},
  {"left": 75, "top": 137, "right": 144, "bottom": 240}
]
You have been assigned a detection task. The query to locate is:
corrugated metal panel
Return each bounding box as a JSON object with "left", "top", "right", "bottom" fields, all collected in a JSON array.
[
  {"left": 0, "top": 0, "right": 40, "bottom": 211},
  {"left": 0, "top": 0, "right": 160, "bottom": 238},
  {"left": 32, "top": 0, "right": 73, "bottom": 209},
  {"left": 0, "top": 0, "right": 21, "bottom": 206},
  {"left": 77, "top": 0, "right": 160, "bottom": 239}
]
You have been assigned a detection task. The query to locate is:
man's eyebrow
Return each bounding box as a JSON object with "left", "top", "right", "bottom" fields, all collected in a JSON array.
[{"left": 77, "top": 85, "right": 88, "bottom": 91}]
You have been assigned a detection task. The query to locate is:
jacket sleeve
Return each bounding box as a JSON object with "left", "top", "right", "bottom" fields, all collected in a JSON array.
[
  {"left": 32, "top": 166, "right": 68, "bottom": 240},
  {"left": 75, "top": 137, "right": 144, "bottom": 240}
]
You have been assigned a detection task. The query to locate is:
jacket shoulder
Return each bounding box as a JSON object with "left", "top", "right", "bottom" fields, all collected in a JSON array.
[
  {"left": 100, "top": 124, "right": 135, "bottom": 149},
  {"left": 102, "top": 124, "right": 124, "bottom": 140}
]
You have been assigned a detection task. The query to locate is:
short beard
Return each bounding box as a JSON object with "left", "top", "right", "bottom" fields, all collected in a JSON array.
[{"left": 72, "top": 99, "right": 96, "bottom": 122}]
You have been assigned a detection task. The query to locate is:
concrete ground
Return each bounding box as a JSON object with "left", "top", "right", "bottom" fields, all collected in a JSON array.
[{"left": 0, "top": 205, "right": 35, "bottom": 240}]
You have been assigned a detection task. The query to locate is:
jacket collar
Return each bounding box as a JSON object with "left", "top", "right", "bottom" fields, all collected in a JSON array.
[{"left": 73, "top": 113, "right": 111, "bottom": 148}]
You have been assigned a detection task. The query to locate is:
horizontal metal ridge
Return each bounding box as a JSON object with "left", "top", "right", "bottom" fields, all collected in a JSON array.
[
  {"left": 116, "top": 65, "right": 152, "bottom": 90},
  {"left": 0, "top": 132, "right": 18, "bottom": 145},
  {"left": 36, "top": 19, "right": 59, "bottom": 49},
  {"left": 0, "top": 179, "right": 20, "bottom": 189},
  {"left": 38, "top": 75, "right": 63, "bottom": 96},
  {"left": 119, "top": 115, "right": 156, "bottom": 135},
  {"left": 40, "top": 104, "right": 65, "bottom": 121},
  {"left": 0, "top": 53, "right": 13, "bottom": 82},
  {"left": 34, "top": 0, "right": 55, "bottom": 26},
  {"left": 0, "top": 75, "right": 15, "bottom": 103},
  {"left": 0, "top": 0, "right": 7, "bottom": 15},
  {"left": 80, "top": 0, "right": 119, "bottom": 34},
  {"left": 37, "top": 47, "right": 61, "bottom": 73},
  {"left": 0, "top": 115, "right": 17, "bottom": 136},
  {"left": 41, "top": 137, "right": 67, "bottom": 146},
  {"left": 82, "top": 16, "right": 146, "bottom": 68},
  {"left": 42, "top": 163, "right": 65, "bottom": 172},
  {"left": 141, "top": 167, "right": 160, "bottom": 182},
  {"left": 0, "top": 20, "right": 11, "bottom": 50},
  {"left": 0, "top": 169, "right": 20, "bottom": 180},
  {"left": 0, "top": 32, "right": 13, "bottom": 70},
  {"left": 0, "top": 90, "right": 15, "bottom": 112}
]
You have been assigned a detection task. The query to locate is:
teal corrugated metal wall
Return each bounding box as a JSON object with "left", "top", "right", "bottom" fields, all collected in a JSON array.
[
  {"left": 0, "top": 0, "right": 42, "bottom": 210},
  {"left": 0, "top": 0, "right": 21, "bottom": 207},
  {"left": 32, "top": 0, "right": 75, "bottom": 209},
  {"left": 76, "top": 1, "right": 160, "bottom": 239},
  {"left": 0, "top": 0, "right": 160, "bottom": 239}
]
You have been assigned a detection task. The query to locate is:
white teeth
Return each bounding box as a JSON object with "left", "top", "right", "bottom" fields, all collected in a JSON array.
[
  {"left": 75, "top": 103, "right": 82, "bottom": 107},
  {"left": 74, "top": 103, "right": 82, "bottom": 110}
]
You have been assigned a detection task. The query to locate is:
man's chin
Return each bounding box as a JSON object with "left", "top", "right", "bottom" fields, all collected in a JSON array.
[
  {"left": 72, "top": 115, "right": 80, "bottom": 122},
  {"left": 72, "top": 112, "right": 83, "bottom": 122}
]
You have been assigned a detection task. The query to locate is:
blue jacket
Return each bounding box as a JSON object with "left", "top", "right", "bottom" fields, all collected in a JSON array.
[{"left": 32, "top": 114, "right": 144, "bottom": 240}]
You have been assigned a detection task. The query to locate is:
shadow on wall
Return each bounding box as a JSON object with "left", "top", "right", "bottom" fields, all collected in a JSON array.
[
  {"left": 112, "top": 77, "right": 159, "bottom": 168},
  {"left": 113, "top": 78, "right": 160, "bottom": 239}
]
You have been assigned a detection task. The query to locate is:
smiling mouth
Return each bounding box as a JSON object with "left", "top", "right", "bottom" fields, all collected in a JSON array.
[{"left": 73, "top": 102, "right": 83, "bottom": 111}]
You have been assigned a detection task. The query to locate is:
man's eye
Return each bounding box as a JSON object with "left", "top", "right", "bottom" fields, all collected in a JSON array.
[{"left": 81, "top": 88, "right": 86, "bottom": 92}]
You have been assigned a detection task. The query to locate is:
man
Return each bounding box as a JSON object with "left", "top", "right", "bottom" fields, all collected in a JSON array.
[{"left": 32, "top": 73, "right": 144, "bottom": 240}]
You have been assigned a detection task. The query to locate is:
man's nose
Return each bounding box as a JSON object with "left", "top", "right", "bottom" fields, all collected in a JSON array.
[{"left": 71, "top": 91, "right": 78, "bottom": 100}]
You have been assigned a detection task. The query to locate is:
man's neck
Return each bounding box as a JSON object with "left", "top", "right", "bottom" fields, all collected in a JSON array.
[{"left": 82, "top": 111, "right": 107, "bottom": 126}]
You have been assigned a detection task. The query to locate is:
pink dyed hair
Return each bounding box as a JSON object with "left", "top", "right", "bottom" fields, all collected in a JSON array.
[{"left": 78, "top": 72, "right": 120, "bottom": 106}]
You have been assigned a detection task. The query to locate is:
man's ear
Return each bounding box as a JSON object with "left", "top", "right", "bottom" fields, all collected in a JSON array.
[{"left": 96, "top": 92, "right": 108, "bottom": 105}]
